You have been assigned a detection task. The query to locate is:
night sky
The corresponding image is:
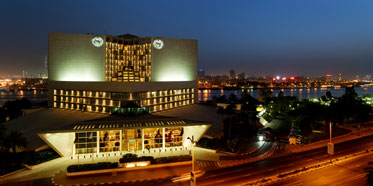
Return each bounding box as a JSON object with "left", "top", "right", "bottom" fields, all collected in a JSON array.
[{"left": 1, "top": 0, "right": 373, "bottom": 79}]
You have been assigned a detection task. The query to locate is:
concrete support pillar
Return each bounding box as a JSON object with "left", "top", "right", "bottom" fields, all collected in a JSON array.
[
  {"left": 96, "top": 131, "right": 99, "bottom": 154},
  {"left": 162, "top": 128, "right": 166, "bottom": 150},
  {"left": 73, "top": 136, "right": 76, "bottom": 156},
  {"left": 119, "top": 130, "right": 122, "bottom": 152},
  {"left": 142, "top": 129, "right": 145, "bottom": 151}
]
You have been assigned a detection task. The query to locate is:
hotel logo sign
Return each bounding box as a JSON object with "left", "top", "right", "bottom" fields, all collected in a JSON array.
[{"left": 92, "top": 36, "right": 104, "bottom": 47}]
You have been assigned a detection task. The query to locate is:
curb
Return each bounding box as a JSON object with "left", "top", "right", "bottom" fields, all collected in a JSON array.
[{"left": 238, "top": 149, "right": 372, "bottom": 186}]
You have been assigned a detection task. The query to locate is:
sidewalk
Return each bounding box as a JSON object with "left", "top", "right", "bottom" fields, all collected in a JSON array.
[
  {"left": 196, "top": 141, "right": 273, "bottom": 170},
  {"left": 289, "top": 126, "right": 373, "bottom": 153}
]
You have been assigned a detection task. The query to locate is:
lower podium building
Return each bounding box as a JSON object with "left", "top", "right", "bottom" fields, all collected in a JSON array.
[{"left": 38, "top": 114, "right": 211, "bottom": 157}]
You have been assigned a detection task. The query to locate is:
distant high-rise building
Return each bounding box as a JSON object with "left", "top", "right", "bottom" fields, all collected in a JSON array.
[
  {"left": 229, "top": 69, "right": 236, "bottom": 79},
  {"left": 364, "top": 75, "right": 371, "bottom": 82},
  {"left": 44, "top": 56, "right": 48, "bottom": 78},
  {"left": 238, "top": 72, "right": 245, "bottom": 80},
  {"left": 325, "top": 74, "right": 332, "bottom": 82},
  {"left": 338, "top": 73, "right": 342, "bottom": 81},
  {"left": 198, "top": 68, "right": 205, "bottom": 78}
]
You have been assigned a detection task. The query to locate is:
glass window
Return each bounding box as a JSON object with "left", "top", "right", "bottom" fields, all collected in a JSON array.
[
  {"left": 74, "top": 132, "right": 97, "bottom": 154},
  {"left": 99, "top": 130, "right": 120, "bottom": 152},
  {"left": 165, "top": 127, "right": 183, "bottom": 147},
  {"left": 144, "top": 128, "right": 163, "bottom": 149}
]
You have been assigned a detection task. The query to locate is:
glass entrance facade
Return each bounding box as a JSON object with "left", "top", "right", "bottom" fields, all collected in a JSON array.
[
  {"left": 74, "top": 127, "right": 184, "bottom": 154},
  {"left": 122, "top": 129, "right": 142, "bottom": 152}
]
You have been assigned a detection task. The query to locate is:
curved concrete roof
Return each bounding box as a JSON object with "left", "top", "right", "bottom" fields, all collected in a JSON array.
[{"left": 3, "top": 108, "right": 106, "bottom": 149}]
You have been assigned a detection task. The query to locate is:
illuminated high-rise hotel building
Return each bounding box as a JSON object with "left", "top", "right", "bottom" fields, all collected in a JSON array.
[{"left": 48, "top": 33, "right": 198, "bottom": 114}]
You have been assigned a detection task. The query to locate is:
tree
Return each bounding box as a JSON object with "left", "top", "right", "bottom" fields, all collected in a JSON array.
[
  {"left": 19, "top": 98, "right": 32, "bottom": 109},
  {"left": 215, "top": 95, "right": 227, "bottom": 103},
  {"left": 0, "top": 108, "right": 6, "bottom": 123},
  {"left": 240, "top": 92, "right": 259, "bottom": 111},
  {"left": 258, "top": 89, "right": 273, "bottom": 103},
  {"left": 228, "top": 94, "right": 238, "bottom": 104},
  {"left": 217, "top": 107, "right": 226, "bottom": 125},
  {"left": 288, "top": 100, "right": 325, "bottom": 136},
  {"left": 225, "top": 103, "right": 236, "bottom": 138},
  {"left": 4, "top": 101, "right": 23, "bottom": 120},
  {"left": 4, "top": 131, "right": 27, "bottom": 154},
  {"left": 0, "top": 124, "right": 6, "bottom": 148}
]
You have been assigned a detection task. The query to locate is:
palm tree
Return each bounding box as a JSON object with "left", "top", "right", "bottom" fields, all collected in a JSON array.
[
  {"left": 217, "top": 107, "right": 226, "bottom": 124},
  {"left": 226, "top": 103, "right": 236, "bottom": 138},
  {"left": 4, "top": 131, "right": 27, "bottom": 154},
  {"left": 0, "top": 124, "right": 6, "bottom": 148},
  {"left": 0, "top": 107, "right": 6, "bottom": 123}
]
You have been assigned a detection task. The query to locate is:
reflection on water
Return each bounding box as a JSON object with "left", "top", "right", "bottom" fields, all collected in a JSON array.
[
  {"left": 198, "top": 87, "right": 373, "bottom": 102},
  {"left": 0, "top": 90, "right": 47, "bottom": 106}
]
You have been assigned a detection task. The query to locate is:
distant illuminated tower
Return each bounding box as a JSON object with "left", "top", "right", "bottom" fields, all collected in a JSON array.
[
  {"left": 229, "top": 69, "right": 236, "bottom": 80},
  {"left": 325, "top": 74, "right": 332, "bottom": 82},
  {"left": 238, "top": 72, "right": 245, "bottom": 80},
  {"left": 198, "top": 68, "right": 205, "bottom": 78},
  {"left": 338, "top": 73, "right": 342, "bottom": 81},
  {"left": 44, "top": 56, "right": 48, "bottom": 78}
]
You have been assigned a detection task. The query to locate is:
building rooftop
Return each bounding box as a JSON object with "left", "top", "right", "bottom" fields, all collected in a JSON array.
[
  {"left": 43, "top": 114, "right": 211, "bottom": 133},
  {"left": 153, "top": 104, "right": 224, "bottom": 137},
  {"left": 3, "top": 108, "right": 106, "bottom": 150},
  {"left": 3, "top": 106, "right": 216, "bottom": 150},
  {"left": 116, "top": 33, "right": 139, "bottom": 39}
]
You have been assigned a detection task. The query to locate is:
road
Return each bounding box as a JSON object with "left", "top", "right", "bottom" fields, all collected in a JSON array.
[
  {"left": 2, "top": 135, "right": 373, "bottom": 186},
  {"left": 103, "top": 135, "right": 373, "bottom": 186},
  {"left": 267, "top": 152, "right": 370, "bottom": 186}
]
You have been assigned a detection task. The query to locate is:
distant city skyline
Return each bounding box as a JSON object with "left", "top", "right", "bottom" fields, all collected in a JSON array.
[
  {"left": 1, "top": 0, "right": 373, "bottom": 79},
  {"left": 198, "top": 68, "right": 370, "bottom": 81}
]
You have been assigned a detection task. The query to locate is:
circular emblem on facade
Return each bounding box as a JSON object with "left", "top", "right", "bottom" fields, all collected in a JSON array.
[
  {"left": 153, "top": 39, "right": 164, "bottom": 49},
  {"left": 92, "top": 36, "right": 104, "bottom": 47}
]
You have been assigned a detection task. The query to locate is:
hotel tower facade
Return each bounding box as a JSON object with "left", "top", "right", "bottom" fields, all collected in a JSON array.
[{"left": 48, "top": 33, "right": 198, "bottom": 114}]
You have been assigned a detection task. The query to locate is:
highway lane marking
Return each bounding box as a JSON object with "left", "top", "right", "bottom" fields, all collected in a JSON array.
[
  {"left": 288, "top": 163, "right": 294, "bottom": 166},
  {"left": 338, "top": 169, "right": 345, "bottom": 172},
  {"left": 284, "top": 181, "right": 303, "bottom": 186},
  {"left": 306, "top": 159, "right": 313, "bottom": 161},
  {"left": 355, "top": 164, "right": 361, "bottom": 167},
  {"left": 329, "top": 173, "right": 366, "bottom": 186}
]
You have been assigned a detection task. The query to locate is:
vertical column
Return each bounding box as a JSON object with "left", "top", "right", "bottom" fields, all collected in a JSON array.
[
  {"left": 72, "top": 139, "right": 76, "bottom": 156},
  {"left": 120, "top": 130, "right": 123, "bottom": 152},
  {"left": 162, "top": 128, "right": 166, "bottom": 150},
  {"left": 96, "top": 131, "right": 99, "bottom": 154},
  {"left": 142, "top": 129, "right": 145, "bottom": 151}
]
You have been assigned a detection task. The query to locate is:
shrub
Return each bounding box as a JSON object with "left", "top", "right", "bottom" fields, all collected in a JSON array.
[
  {"left": 152, "top": 155, "right": 192, "bottom": 164},
  {"left": 119, "top": 153, "right": 154, "bottom": 164},
  {"left": 118, "top": 153, "right": 191, "bottom": 165},
  {"left": 67, "top": 162, "right": 118, "bottom": 173}
]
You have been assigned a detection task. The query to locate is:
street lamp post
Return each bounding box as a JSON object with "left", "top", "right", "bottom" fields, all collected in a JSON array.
[
  {"left": 330, "top": 121, "right": 332, "bottom": 144},
  {"left": 328, "top": 122, "right": 334, "bottom": 162},
  {"left": 187, "top": 136, "right": 196, "bottom": 186}
]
